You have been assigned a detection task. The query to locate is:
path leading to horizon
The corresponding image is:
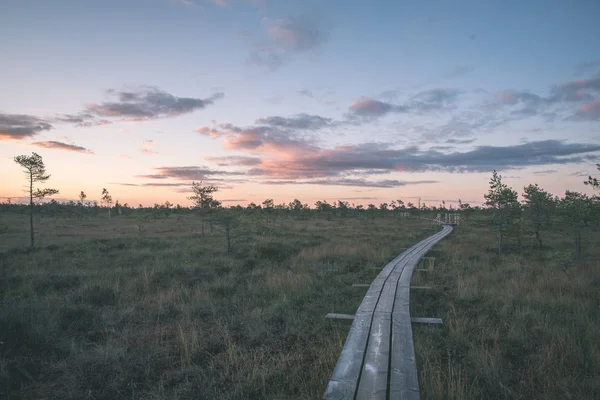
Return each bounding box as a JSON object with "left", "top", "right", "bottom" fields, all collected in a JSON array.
[{"left": 324, "top": 225, "right": 454, "bottom": 400}]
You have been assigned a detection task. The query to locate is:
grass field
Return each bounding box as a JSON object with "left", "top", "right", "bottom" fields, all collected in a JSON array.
[
  {"left": 0, "top": 211, "right": 436, "bottom": 399},
  {"left": 411, "top": 218, "right": 600, "bottom": 399},
  {"left": 2, "top": 209, "right": 599, "bottom": 399}
]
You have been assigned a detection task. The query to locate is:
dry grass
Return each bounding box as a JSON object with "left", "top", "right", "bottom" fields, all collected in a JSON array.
[
  {"left": 0, "top": 211, "right": 434, "bottom": 399},
  {"left": 411, "top": 218, "right": 600, "bottom": 399}
]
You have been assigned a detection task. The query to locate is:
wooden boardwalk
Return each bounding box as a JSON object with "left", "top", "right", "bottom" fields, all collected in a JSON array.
[{"left": 324, "top": 225, "right": 453, "bottom": 400}]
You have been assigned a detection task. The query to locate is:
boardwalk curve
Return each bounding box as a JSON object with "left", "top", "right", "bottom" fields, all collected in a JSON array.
[{"left": 324, "top": 225, "right": 453, "bottom": 400}]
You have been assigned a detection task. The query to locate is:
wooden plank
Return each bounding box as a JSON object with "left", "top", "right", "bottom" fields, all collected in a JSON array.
[
  {"left": 326, "top": 313, "right": 355, "bottom": 320},
  {"left": 356, "top": 311, "right": 392, "bottom": 399},
  {"left": 324, "top": 312, "right": 372, "bottom": 399},
  {"left": 390, "top": 314, "right": 420, "bottom": 397},
  {"left": 411, "top": 317, "right": 443, "bottom": 325}
]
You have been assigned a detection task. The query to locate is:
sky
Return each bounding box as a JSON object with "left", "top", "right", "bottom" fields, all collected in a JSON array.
[{"left": 1, "top": 0, "right": 600, "bottom": 207}]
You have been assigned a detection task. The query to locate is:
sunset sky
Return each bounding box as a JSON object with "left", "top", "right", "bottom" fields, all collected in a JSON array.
[{"left": 1, "top": 0, "right": 600, "bottom": 207}]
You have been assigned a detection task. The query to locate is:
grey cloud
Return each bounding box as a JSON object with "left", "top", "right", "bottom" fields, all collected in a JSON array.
[
  {"left": 482, "top": 71, "right": 600, "bottom": 120},
  {"left": 136, "top": 166, "right": 245, "bottom": 181},
  {"left": 205, "top": 155, "right": 262, "bottom": 166},
  {"left": 112, "top": 182, "right": 190, "bottom": 187},
  {"left": 349, "top": 89, "right": 460, "bottom": 120},
  {"left": 298, "top": 89, "right": 313, "bottom": 98},
  {"left": 256, "top": 113, "right": 334, "bottom": 130},
  {"left": 261, "top": 178, "right": 439, "bottom": 188},
  {"left": 55, "top": 112, "right": 112, "bottom": 127},
  {"left": 0, "top": 113, "right": 53, "bottom": 139},
  {"left": 87, "top": 86, "right": 224, "bottom": 120},
  {"left": 254, "top": 140, "right": 600, "bottom": 179},
  {"left": 31, "top": 141, "right": 93, "bottom": 154},
  {"left": 445, "top": 138, "right": 476, "bottom": 144},
  {"left": 570, "top": 170, "right": 590, "bottom": 177},
  {"left": 348, "top": 98, "right": 408, "bottom": 118},
  {"left": 411, "top": 89, "right": 460, "bottom": 111},
  {"left": 491, "top": 90, "right": 546, "bottom": 116},
  {"left": 533, "top": 169, "right": 558, "bottom": 175},
  {"left": 550, "top": 71, "right": 600, "bottom": 103}
]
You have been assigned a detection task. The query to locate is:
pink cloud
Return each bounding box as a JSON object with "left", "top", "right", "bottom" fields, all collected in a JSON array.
[
  {"left": 575, "top": 99, "right": 600, "bottom": 120},
  {"left": 348, "top": 98, "right": 404, "bottom": 117},
  {"left": 494, "top": 90, "right": 518, "bottom": 104},
  {"left": 196, "top": 126, "right": 224, "bottom": 138}
]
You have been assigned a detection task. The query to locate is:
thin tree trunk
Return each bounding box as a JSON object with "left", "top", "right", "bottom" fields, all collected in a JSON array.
[
  {"left": 535, "top": 228, "right": 542, "bottom": 249},
  {"left": 29, "top": 171, "right": 34, "bottom": 249},
  {"left": 225, "top": 221, "right": 231, "bottom": 253},
  {"left": 498, "top": 231, "right": 503, "bottom": 257},
  {"left": 575, "top": 231, "right": 582, "bottom": 258}
]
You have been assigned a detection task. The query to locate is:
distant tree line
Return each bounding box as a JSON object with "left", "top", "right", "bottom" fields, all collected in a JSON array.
[
  {"left": 5, "top": 152, "right": 600, "bottom": 254},
  {"left": 484, "top": 166, "right": 600, "bottom": 258}
]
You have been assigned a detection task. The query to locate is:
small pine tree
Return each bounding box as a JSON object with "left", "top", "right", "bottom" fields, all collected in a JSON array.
[
  {"left": 101, "top": 188, "right": 113, "bottom": 219},
  {"left": 584, "top": 164, "right": 599, "bottom": 190},
  {"left": 14, "top": 152, "right": 59, "bottom": 249},
  {"left": 484, "top": 170, "right": 519, "bottom": 256},
  {"left": 187, "top": 181, "right": 220, "bottom": 236},
  {"left": 522, "top": 184, "right": 555, "bottom": 249}
]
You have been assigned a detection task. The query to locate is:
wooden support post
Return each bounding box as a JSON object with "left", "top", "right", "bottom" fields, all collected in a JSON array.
[
  {"left": 326, "top": 313, "right": 355, "bottom": 320},
  {"left": 411, "top": 317, "right": 442, "bottom": 325},
  {"left": 422, "top": 256, "right": 435, "bottom": 271}
]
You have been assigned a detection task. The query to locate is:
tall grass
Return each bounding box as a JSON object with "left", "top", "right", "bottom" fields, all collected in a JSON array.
[
  {"left": 0, "top": 212, "right": 434, "bottom": 399},
  {"left": 411, "top": 219, "right": 600, "bottom": 399}
]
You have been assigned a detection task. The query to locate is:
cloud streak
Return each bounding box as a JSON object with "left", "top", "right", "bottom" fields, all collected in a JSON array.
[
  {"left": 261, "top": 178, "right": 439, "bottom": 188},
  {"left": 137, "top": 166, "right": 245, "bottom": 181},
  {"left": 31, "top": 141, "right": 94, "bottom": 154},
  {"left": 236, "top": 140, "right": 600, "bottom": 180},
  {"left": 86, "top": 86, "right": 224, "bottom": 121},
  {"left": 0, "top": 114, "right": 53, "bottom": 140}
]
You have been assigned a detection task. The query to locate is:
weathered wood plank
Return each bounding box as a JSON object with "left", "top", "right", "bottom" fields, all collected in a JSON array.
[
  {"left": 326, "top": 313, "right": 356, "bottom": 320},
  {"left": 324, "top": 312, "right": 372, "bottom": 398},
  {"left": 411, "top": 317, "right": 443, "bottom": 325},
  {"left": 356, "top": 311, "right": 392, "bottom": 399}
]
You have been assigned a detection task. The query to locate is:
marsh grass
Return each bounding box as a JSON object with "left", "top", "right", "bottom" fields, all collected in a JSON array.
[
  {"left": 411, "top": 219, "right": 600, "bottom": 399},
  {"left": 0, "top": 212, "right": 434, "bottom": 399}
]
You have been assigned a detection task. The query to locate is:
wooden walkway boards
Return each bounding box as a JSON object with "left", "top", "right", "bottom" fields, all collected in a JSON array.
[{"left": 324, "top": 225, "right": 453, "bottom": 400}]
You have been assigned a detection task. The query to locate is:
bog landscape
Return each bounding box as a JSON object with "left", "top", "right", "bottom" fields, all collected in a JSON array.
[
  {"left": 1, "top": 157, "right": 599, "bottom": 398},
  {"left": 2, "top": 1, "right": 600, "bottom": 399}
]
